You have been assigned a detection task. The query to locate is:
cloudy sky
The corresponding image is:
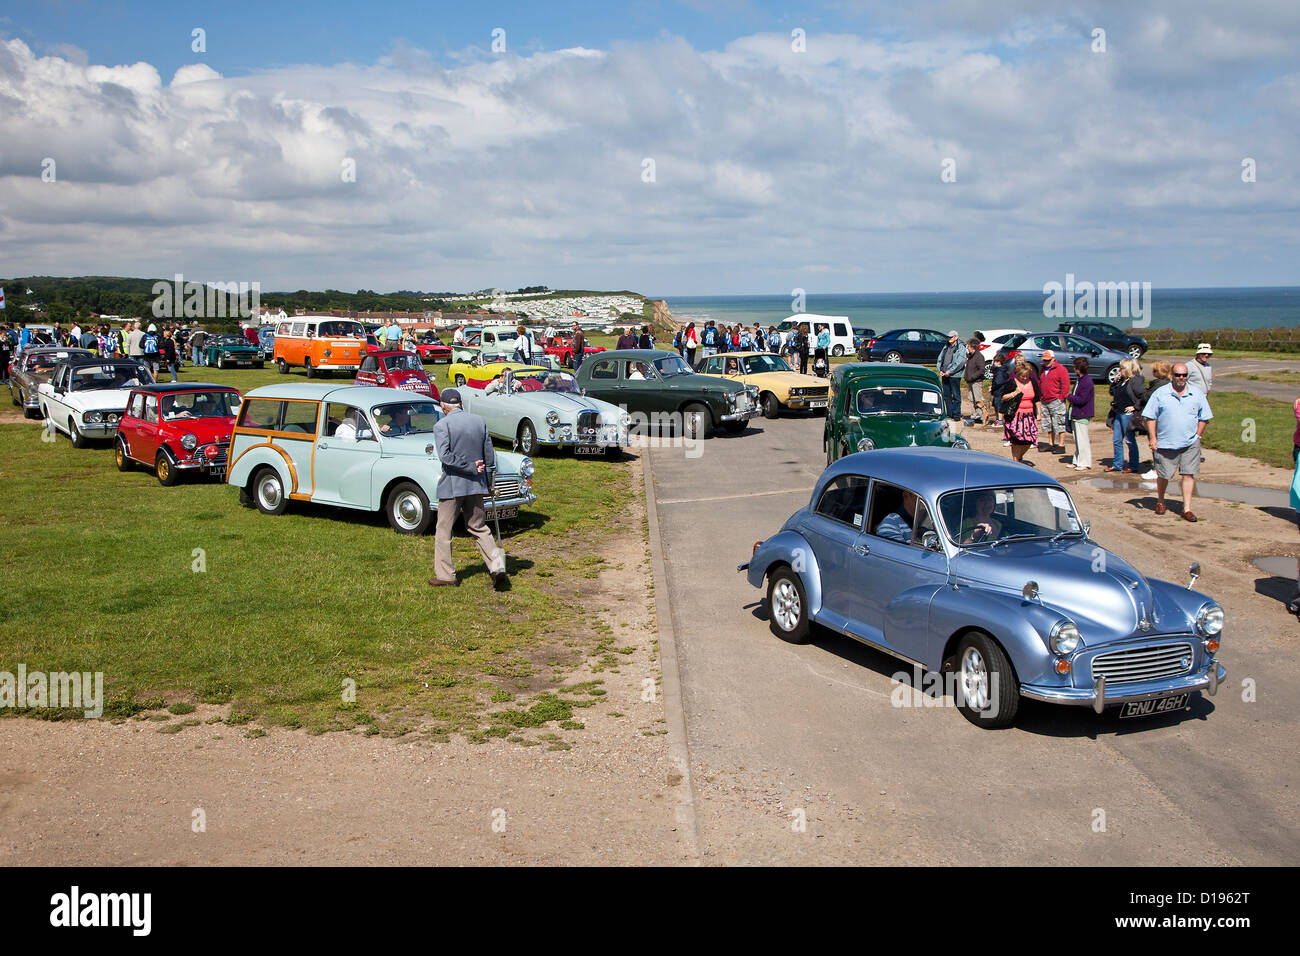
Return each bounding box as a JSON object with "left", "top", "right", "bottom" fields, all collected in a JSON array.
[{"left": 1, "top": 0, "right": 1297, "bottom": 295}]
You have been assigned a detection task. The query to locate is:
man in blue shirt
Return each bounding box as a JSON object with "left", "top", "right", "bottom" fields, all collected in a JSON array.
[
  {"left": 875, "top": 489, "right": 932, "bottom": 545},
  {"left": 1143, "top": 363, "right": 1212, "bottom": 521}
]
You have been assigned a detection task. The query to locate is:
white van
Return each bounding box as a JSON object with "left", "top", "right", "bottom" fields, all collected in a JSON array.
[{"left": 775, "top": 314, "right": 855, "bottom": 356}]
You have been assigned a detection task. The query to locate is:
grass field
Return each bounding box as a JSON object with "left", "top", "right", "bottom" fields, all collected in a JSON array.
[
  {"left": 1197, "top": 390, "right": 1298, "bottom": 471},
  {"left": 0, "top": 355, "right": 643, "bottom": 739},
  {"left": 1146, "top": 348, "right": 1300, "bottom": 360}
]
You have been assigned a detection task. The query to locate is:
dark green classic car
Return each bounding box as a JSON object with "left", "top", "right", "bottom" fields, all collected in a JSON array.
[
  {"left": 575, "top": 349, "right": 759, "bottom": 439},
  {"left": 204, "top": 334, "right": 265, "bottom": 369},
  {"left": 823, "top": 363, "right": 970, "bottom": 465}
]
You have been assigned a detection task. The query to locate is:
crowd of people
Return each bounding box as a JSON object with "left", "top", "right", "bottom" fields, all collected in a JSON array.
[
  {"left": 668, "top": 319, "right": 834, "bottom": 375},
  {"left": 978, "top": 343, "right": 1222, "bottom": 520},
  {"left": 0, "top": 319, "right": 216, "bottom": 383}
]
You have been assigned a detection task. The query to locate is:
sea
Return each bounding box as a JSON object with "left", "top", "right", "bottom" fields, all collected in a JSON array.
[{"left": 656, "top": 288, "right": 1300, "bottom": 339}]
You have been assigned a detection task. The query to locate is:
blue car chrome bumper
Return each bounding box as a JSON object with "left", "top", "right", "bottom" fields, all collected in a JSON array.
[{"left": 1021, "top": 662, "right": 1225, "bottom": 713}]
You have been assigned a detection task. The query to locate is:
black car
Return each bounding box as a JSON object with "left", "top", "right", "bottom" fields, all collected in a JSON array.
[
  {"left": 863, "top": 328, "right": 949, "bottom": 364},
  {"left": 1056, "top": 321, "right": 1147, "bottom": 358}
]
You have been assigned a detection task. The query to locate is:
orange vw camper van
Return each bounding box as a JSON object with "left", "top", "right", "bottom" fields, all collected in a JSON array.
[{"left": 273, "top": 317, "right": 366, "bottom": 377}]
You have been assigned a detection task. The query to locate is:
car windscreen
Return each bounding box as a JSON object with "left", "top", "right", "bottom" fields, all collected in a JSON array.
[
  {"left": 318, "top": 321, "right": 364, "bottom": 337},
  {"left": 856, "top": 386, "right": 943, "bottom": 416},
  {"left": 384, "top": 354, "right": 423, "bottom": 371},
  {"left": 743, "top": 354, "right": 792, "bottom": 374},
  {"left": 162, "top": 391, "right": 240, "bottom": 419},
  {"left": 513, "top": 370, "right": 579, "bottom": 394},
  {"left": 939, "top": 486, "right": 1083, "bottom": 547},
  {"left": 653, "top": 355, "right": 692, "bottom": 377},
  {"left": 370, "top": 401, "right": 444, "bottom": 435},
  {"left": 215, "top": 335, "right": 247, "bottom": 346},
  {"left": 71, "top": 365, "right": 152, "bottom": 390}
]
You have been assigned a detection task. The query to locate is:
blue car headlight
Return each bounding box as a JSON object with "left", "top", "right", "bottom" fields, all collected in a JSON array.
[
  {"left": 1049, "top": 620, "right": 1081, "bottom": 655},
  {"left": 1195, "top": 602, "right": 1224, "bottom": 636}
]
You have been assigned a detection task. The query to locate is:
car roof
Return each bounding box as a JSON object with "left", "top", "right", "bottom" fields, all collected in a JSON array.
[
  {"left": 831, "top": 362, "right": 941, "bottom": 385},
  {"left": 59, "top": 357, "right": 146, "bottom": 367},
  {"left": 372, "top": 349, "right": 420, "bottom": 357},
  {"left": 241, "top": 383, "right": 424, "bottom": 404},
  {"left": 132, "top": 383, "right": 238, "bottom": 394},
  {"left": 22, "top": 346, "right": 93, "bottom": 354},
  {"left": 880, "top": 328, "right": 943, "bottom": 337},
  {"left": 589, "top": 349, "right": 675, "bottom": 360},
  {"left": 819, "top": 447, "right": 1063, "bottom": 499}
]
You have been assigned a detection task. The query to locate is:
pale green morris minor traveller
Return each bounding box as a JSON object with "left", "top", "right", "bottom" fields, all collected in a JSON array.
[{"left": 227, "top": 383, "right": 536, "bottom": 535}]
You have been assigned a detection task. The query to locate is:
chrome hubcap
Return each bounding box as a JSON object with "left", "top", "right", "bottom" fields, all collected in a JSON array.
[
  {"left": 771, "top": 579, "right": 801, "bottom": 631},
  {"left": 259, "top": 476, "right": 281, "bottom": 508},
  {"left": 961, "top": 647, "right": 990, "bottom": 711},
  {"left": 395, "top": 493, "right": 423, "bottom": 529},
  {"left": 887, "top": 353, "right": 901, "bottom": 363}
]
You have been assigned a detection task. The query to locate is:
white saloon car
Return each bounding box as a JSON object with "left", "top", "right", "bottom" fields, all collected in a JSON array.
[{"left": 38, "top": 358, "right": 154, "bottom": 447}]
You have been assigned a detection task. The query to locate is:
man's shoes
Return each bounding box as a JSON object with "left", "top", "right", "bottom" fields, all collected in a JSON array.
[
  {"left": 1122, "top": 467, "right": 1137, "bottom": 474},
  {"left": 1154, "top": 502, "right": 1167, "bottom": 515},
  {"left": 1182, "top": 511, "right": 1198, "bottom": 522},
  {"left": 491, "top": 570, "right": 511, "bottom": 592},
  {"left": 1140, "top": 469, "right": 1157, "bottom": 480},
  {"left": 428, "top": 577, "right": 460, "bottom": 587}
]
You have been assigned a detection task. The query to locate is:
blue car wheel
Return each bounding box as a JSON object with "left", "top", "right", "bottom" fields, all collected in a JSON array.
[{"left": 955, "top": 631, "right": 1019, "bottom": 729}]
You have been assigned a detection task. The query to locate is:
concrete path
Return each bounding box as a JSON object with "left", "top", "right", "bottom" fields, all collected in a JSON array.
[{"left": 647, "top": 412, "right": 1299, "bottom": 865}]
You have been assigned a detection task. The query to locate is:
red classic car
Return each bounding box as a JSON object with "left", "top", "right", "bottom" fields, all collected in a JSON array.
[
  {"left": 414, "top": 334, "right": 453, "bottom": 364},
  {"left": 543, "top": 333, "right": 606, "bottom": 368},
  {"left": 114, "top": 383, "right": 241, "bottom": 485},
  {"left": 354, "top": 351, "right": 439, "bottom": 399}
]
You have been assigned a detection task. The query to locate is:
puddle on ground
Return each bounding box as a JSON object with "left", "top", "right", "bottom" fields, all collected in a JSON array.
[
  {"left": 1251, "top": 556, "right": 1297, "bottom": 577},
  {"left": 1082, "top": 477, "right": 1289, "bottom": 508}
]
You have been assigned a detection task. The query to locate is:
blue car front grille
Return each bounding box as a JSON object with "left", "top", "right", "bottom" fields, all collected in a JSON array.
[{"left": 1090, "top": 642, "right": 1195, "bottom": 685}]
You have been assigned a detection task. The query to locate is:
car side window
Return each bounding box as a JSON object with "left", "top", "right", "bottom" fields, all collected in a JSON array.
[
  {"left": 143, "top": 395, "right": 159, "bottom": 424},
  {"left": 1066, "top": 336, "right": 1096, "bottom": 352},
  {"left": 280, "top": 401, "right": 319, "bottom": 435},
  {"left": 589, "top": 360, "right": 618, "bottom": 380},
  {"left": 866, "top": 481, "right": 933, "bottom": 547},
  {"left": 240, "top": 399, "right": 281, "bottom": 431},
  {"left": 360, "top": 356, "right": 376, "bottom": 372},
  {"left": 1033, "top": 335, "right": 1058, "bottom": 350},
  {"left": 834, "top": 323, "right": 848, "bottom": 337},
  {"left": 814, "top": 475, "right": 869, "bottom": 530},
  {"left": 128, "top": 393, "right": 144, "bottom": 418}
]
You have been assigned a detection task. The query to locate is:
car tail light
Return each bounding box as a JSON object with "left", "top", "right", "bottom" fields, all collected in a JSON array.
[{"left": 866, "top": 338, "right": 877, "bottom": 349}]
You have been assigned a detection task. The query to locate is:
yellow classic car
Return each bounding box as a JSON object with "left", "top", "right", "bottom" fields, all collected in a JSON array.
[
  {"left": 448, "top": 351, "right": 562, "bottom": 389},
  {"left": 695, "top": 351, "right": 830, "bottom": 418}
]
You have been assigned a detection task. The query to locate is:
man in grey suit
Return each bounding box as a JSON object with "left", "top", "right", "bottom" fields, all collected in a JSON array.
[{"left": 429, "top": 388, "right": 509, "bottom": 590}]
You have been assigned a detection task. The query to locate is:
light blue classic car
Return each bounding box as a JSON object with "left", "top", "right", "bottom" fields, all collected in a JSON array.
[
  {"left": 460, "top": 366, "right": 631, "bottom": 457},
  {"left": 740, "top": 448, "right": 1225, "bottom": 728},
  {"left": 227, "top": 383, "right": 536, "bottom": 534}
]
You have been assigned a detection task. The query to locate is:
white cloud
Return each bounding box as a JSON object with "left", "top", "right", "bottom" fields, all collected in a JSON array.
[{"left": 0, "top": 16, "right": 1296, "bottom": 294}]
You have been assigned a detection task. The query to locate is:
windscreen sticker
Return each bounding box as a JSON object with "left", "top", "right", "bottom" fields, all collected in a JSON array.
[
  {"left": 1047, "top": 488, "right": 1071, "bottom": 511},
  {"left": 922, "top": 391, "right": 940, "bottom": 404}
]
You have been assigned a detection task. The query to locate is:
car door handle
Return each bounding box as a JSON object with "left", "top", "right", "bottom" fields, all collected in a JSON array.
[
  {"left": 853, "top": 544, "right": 870, "bottom": 556},
  {"left": 319, "top": 442, "right": 329, "bottom": 449}
]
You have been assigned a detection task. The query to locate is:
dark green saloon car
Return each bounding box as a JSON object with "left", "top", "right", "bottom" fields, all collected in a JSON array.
[
  {"left": 575, "top": 349, "right": 759, "bottom": 439},
  {"left": 823, "top": 363, "right": 970, "bottom": 465},
  {"left": 204, "top": 334, "right": 265, "bottom": 369}
]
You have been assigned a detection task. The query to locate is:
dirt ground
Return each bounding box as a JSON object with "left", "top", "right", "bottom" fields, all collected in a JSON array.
[{"left": 0, "top": 448, "right": 696, "bottom": 866}]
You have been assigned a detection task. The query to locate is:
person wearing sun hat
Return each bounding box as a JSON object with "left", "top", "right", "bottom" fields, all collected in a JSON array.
[{"left": 1185, "top": 343, "right": 1213, "bottom": 394}]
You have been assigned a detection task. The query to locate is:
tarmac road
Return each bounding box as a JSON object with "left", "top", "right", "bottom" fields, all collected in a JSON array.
[{"left": 649, "top": 412, "right": 1299, "bottom": 865}]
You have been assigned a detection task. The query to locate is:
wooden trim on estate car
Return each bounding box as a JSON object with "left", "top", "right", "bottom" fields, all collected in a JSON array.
[{"left": 228, "top": 441, "right": 303, "bottom": 497}]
